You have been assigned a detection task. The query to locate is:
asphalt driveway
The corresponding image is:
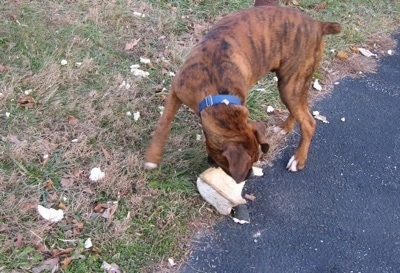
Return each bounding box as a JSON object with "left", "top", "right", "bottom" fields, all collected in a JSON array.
[{"left": 182, "top": 31, "right": 400, "bottom": 273}]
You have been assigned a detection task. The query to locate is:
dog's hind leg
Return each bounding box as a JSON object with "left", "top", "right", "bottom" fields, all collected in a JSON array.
[
  {"left": 145, "top": 90, "right": 182, "bottom": 169},
  {"left": 277, "top": 75, "right": 316, "bottom": 172}
]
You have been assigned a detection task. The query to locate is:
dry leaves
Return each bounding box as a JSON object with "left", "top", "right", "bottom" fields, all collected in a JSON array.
[
  {"left": 60, "top": 257, "right": 73, "bottom": 269},
  {"left": 14, "top": 233, "right": 23, "bottom": 249},
  {"left": 124, "top": 38, "right": 140, "bottom": 51},
  {"left": 5, "top": 134, "right": 20, "bottom": 144},
  {"left": 309, "top": 2, "right": 327, "bottom": 10},
  {"left": 244, "top": 194, "right": 256, "bottom": 202},
  {"left": 18, "top": 95, "right": 36, "bottom": 108},
  {"left": 61, "top": 177, "right": 74, "bottom": 187},
  {"left": 0, "top": 64, "right": 8, "bottom": 72},
  {"left": 67, "top": 115, "right": 79, "bottom": 125},
  {"left": 350, "top": 46, "right": 360, "bottom": 54},
  {"left": 53, "top": 248, "right": 74, "bottom": 257},
  {"left": 44, "top": 180, "right": 54, "bottom": 190},
  {"left": 102, "top": 147, "right": 112, "bottom": 160},
  {"left": 336, "top": 50, "right": 349, "bottom": 60},
  {"left": 94, "top": 202, "right": 119, "bottom": 219}
]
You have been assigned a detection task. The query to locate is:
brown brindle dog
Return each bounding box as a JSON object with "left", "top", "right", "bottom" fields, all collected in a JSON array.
[{"left": 145, "top": 6, "right": 341, "bottom": 183}]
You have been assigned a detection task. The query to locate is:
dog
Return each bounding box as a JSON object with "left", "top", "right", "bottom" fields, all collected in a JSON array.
[{"left": 145, "top": 6, "right": 341, "bottom": 183}]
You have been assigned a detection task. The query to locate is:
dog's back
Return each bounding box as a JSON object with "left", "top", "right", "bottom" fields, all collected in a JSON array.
[{"left": 173, "top": 6, "right": 341, "bottom": 112}]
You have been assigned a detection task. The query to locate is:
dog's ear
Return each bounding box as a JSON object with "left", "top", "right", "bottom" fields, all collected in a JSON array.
[
  {"left": 222, "top": 143, "right": 252, "bottom": 183},
  {"left": 207, "top": 156, "right": 218, "bottom": 167},
  {"left": 250, "top": 121, "right": 269, "bottom": 153}
]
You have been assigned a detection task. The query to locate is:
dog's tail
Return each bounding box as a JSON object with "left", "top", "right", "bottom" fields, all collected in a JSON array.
[{"left": 321, "top": 22, "right": 342, "bottom": 35}]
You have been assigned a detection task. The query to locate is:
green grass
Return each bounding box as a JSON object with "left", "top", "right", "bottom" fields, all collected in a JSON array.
[{"left": 0, "top": 0, "right": 399, "bottom": 272}]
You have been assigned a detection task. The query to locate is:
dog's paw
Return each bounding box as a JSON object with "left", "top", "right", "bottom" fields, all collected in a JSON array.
[
  {"left": 273, "top": 125, "right": 287, "bottom": 135},
  {"left": 144, "top": 162, "right": 158, "bottom": 170},
  {"left": 286, "top": 156, "right": 298, "bottom": 172}
]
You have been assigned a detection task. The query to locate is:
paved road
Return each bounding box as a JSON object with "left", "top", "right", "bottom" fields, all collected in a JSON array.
[{"left": 182, "top": 31, "right": 400, "bottom": 273}]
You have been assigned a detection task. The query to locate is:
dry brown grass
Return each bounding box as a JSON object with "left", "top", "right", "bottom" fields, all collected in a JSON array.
[{"left": 0, "top": 0, "right": 399, "bottom": 272}]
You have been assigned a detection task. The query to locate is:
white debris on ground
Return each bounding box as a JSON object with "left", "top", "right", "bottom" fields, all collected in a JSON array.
[
  {"left": 89, "top": 167, "right": 105, "bottom": 181},
  {"left": 130, "top": 64, "right": 149, "bottom": 77},
  {"left": 84, "top": 237, "right": 93, "bottom": 249},
  {"left": 313, "top": 79, "right": 322, "bottom": 91},
  {"left": 358, "top": 47, "right": 377, "bottom": 58},
  {"left": 312, "top": 110, "right": 329, "bottom": 123},
  {"left": 266, "top": 106, "right": 275, "bottom": 113},
  {"left": 37, "top": 205, "right": 64, "bottom": 223}
]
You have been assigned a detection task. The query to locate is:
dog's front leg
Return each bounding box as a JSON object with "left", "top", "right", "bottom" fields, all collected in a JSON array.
[{"left": 145, "top": 90, "right": 182, "bottom": 169}]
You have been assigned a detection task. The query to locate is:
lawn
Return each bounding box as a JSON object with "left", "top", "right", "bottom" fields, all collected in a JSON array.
[{"left": 0, "top": 0, "right": 399, "bottom": 272}]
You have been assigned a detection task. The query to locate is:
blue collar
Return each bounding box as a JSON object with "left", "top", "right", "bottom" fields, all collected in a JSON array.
[{"left": 198, "top": 95, "right": 242, "bottom": 113}]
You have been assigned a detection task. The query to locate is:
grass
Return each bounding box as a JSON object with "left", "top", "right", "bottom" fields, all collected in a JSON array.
[{"left": 0, "top": 0, "right": 399, "bottom": 272}]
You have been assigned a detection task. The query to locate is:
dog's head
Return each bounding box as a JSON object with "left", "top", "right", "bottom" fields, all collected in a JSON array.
[{"left": 200, "top": 105, "right": 269, "bottom": 183}]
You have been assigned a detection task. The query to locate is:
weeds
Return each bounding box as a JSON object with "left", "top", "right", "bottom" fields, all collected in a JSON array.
[{"left": 0, "top": 0, "right": 399, "bottom": 272}]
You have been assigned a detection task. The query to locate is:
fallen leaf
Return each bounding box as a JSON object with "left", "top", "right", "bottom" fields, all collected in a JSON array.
[
  {"left": 350, "top": 46, "right": 360, "bottom": 53},
  {"left": 32, "top": 258, "right": 60, "bottom": 273},
  {"left": 336, "top": 50, "right": 349, "bottom": 60},
  {"left": 124, "top": 38, "right": 140, "bottom": 51},
  {"left": 0, "top": 64, "right": 8, "bottom": 72},
  {"left": 0, "top": 224, "right": 10, "bottom": 233},
  {"left": 61, "top": 177, "right": 74, "bottom": 187},
  {"left": 44, "top": 180, "right": 54, "bottom": 190},
  {"left": 60, "top": 257, "right": 72, "bottom": 269},
  {"left": 67, "top": 115, "right": 79, "bottom": 125},
  {"left": 18, "top": 95, "right": 36, "bottom": 108},
  {"left": 309, "top": 2, "right": 326, "bottom": 10},
  {"left": 92, "top": 246, "right": 101, "bottom": 254},
  {"left": 37, "top": 205, "right": 64, "bottom": 222},
  {"left": 102, "top": 202, "right": 118, "bottom": 219},
  {"left": 53, "top": 248, "right": 74, "bottom": 257},
  {"left": 244, "top": 194, "right": 256, "bottom": 202},
  {"left": 34, "top": 241, "right": 47, "bottom": 252},
  {"left": 41, "top": 138, "right": 57, "bottom": 151},
  {"left": 10, "top": 14, "right": 17, "bottom": 21},
  {"left": 82, "top": 187, "right": 96, "bottom": 194},
  {"left": 94, "top": 203, "right": 107, "bottom": 213},
  {"left": 102, "top": 147, "right": 112, "bottom": 160},
  {"left": 73, "top": 221, "right": 84, "bottom": 230},
  {"left": 14, "top": 234, "right": 23, "bottom": 249},
  {"left": 6, "top": 135, "right": 20, "bottom": 144},
  {"left": 72, "top": 168, "right": 87, "bottom": 178},
  {"left": 48, "top": 192, "right": 58, "bottom": 201},
  {"left": 58, "top": 202, "right": 67, "bottom": 210}
]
